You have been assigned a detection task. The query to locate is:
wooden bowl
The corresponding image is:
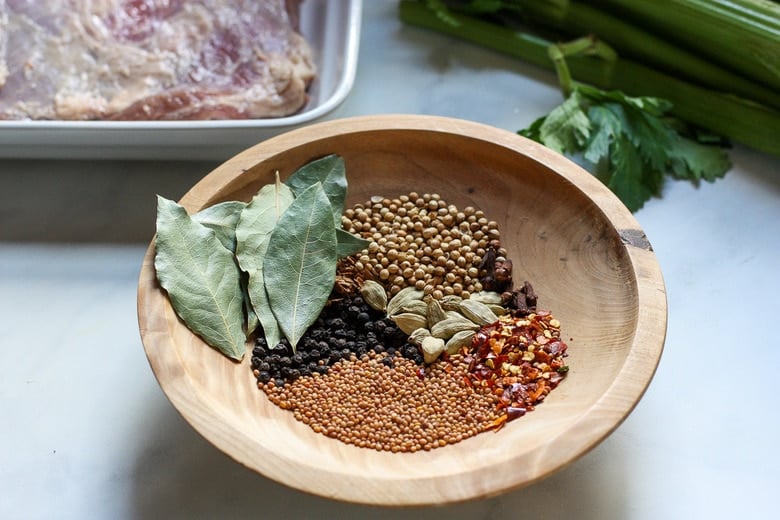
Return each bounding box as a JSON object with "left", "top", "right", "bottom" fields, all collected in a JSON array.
[{"left": 137, "top": 114, "right": 666, "bottom": 505}]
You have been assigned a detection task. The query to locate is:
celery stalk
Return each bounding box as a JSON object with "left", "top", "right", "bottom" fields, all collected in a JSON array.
[
  {"left": 398, "top": 0, "right": 780, "bottom": 156},
  {"left": 588, "top": 0, "right": 780, "bottom": 91},
  {"left": 515, "top": 0, "right": 780, "bottom": 110}
]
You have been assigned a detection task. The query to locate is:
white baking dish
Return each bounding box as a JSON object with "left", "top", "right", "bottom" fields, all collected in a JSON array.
[{"left": 0, "top": 0, "right": 362, "bottom": 160}]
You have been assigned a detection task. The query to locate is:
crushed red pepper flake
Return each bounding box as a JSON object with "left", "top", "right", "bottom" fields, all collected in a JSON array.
[{"left": 462, "top": 313, "right": 569, "bottom": 431}]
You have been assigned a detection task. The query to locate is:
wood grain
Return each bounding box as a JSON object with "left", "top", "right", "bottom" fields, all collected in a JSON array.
[{"left": 137, "top": 115, "right": 666, "bottom": 505}]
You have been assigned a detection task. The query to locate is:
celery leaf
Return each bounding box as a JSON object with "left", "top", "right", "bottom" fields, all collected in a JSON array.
[
  {"left": 524, "top": 91, "right": 591, "bottom": 154},
  {"left": 668, "top": 137, "right": 732, "bottom": 182},
  {"left": 520, "top": 84, "right": 730, "bottom": 212}
]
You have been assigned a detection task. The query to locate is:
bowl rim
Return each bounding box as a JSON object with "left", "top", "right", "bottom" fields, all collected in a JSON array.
[{"left": 137, "top": 114, "right": 667, "bottom": 505}]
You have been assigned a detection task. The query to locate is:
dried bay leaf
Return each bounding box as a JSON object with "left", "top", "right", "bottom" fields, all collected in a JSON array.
[
  {"left": 235, "top": 175, "right": 295, "bottom": 346},
  {"left": 193, "top": 201, "right": 256, "bottom": 335},
  {"left": 235, "top": 175, "right": 295, "bottom": 271},
  {"left": 286, "top": 154, "right": 367, "bottom": 258},
  {"left": 192, "top": 201, "right": 246, "bottom": 252},
  {"left": 336, "top": 228, "right": 370, "bottom": 258},
  {"left": 264, "top": 183, "right": 338, "bottom": 351},
  {"left": 154, "top": 196, "right": 246, "bottom": 361},
  {"left": 239, "top": 270, "right": 259, "bottom": 338},
  {"left": 285, "top": 154, "right": 347, "bottom": 226}
]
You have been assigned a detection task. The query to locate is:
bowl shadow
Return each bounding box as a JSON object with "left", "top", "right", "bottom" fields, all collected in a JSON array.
[{"left": 130, "top": 398, "right": 629, "bottom": 519}]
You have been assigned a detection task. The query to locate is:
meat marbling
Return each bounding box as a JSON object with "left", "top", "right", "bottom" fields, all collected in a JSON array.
[{"left": 0, "top": 0, "right": 315, "bottom": 120}]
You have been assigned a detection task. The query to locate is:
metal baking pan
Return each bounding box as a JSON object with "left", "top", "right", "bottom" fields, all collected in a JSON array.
[{"left": 0, "top": 0, "right": 362, "bottom": 160}]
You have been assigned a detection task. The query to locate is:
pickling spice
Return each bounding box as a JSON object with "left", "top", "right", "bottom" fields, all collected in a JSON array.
[{"left": 251, "top": 191, "right": 570, "bottom": 452}]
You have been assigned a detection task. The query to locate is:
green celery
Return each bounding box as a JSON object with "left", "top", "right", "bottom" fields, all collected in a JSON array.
[
  {"left": 520, "top": 38, "right": 731, "bottom": 211},
  {"left": 515, "top": 0, "right": 780, "bottom": 110},
  {"left": 399, "top": 0, "right": 780, "bottom": 157},
  {"left": 588, "top": 0, "right": 780, "bottom": 91}
]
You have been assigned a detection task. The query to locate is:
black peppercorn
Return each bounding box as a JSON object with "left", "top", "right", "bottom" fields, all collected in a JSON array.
[
  {"left": 328, "top": 318, "right": 346, "bottom": 329},
  {"left": 403, "top": 345, "right": 419, "bottom": 359},
  {"left": 254, "top": 290, "right": 429, "bottom": 386}
]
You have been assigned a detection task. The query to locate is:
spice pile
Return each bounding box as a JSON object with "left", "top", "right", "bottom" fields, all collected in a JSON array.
[
  {"left": 251, "top": 191, "right": 570, "bottom": 452},
  {"left": 264, "top": 352, "right": 499, "bottom": 452},
  {"left": 340, "top": 192, "right": 504, "bottom": 299},
  {"left": 466, "top": 312, "right": 569, "bottom": 430},
  {"left": 250, "top": 293, "right": 419, "bottom": 389},
  {"left": 153, "top": 157, "right": 570, "bottom": 454}
]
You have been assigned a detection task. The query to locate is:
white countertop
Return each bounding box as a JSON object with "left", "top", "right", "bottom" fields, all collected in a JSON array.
[{"left": 2, "top": 2, "right": 779, "bottom": 518}]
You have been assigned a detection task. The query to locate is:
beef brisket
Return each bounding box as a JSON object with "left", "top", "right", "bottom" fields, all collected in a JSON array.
[{"left": 0, "top": 0, "right": 315, "bottom": 120}]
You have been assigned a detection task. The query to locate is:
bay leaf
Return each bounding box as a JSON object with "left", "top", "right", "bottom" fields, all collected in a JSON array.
[
  {"left": 235, "top": 175, "right": 295, "bottom": 347},
  {"left": 192, "top": 201, "right": 246, "bottom": 252},
  {"left": 239, "top": 270, "right": 259, "bottom": 337},
  {"left": 193, "top": 201, "right": 256, "bottom": 336},
  {"left": 154, "top": 196, "right": 246, "bottom": 361},
  {"left": 336, "top": 228, "right": 370, "bottom": 258},
  {"left": 264, "top": 182, "right": 338, "bottom": 350},
  {"left": 285, "top": 154, "right": 347, "bottom": 226},
  {"left": 235, "top": 176, "right": 295, "bottom": 272}
]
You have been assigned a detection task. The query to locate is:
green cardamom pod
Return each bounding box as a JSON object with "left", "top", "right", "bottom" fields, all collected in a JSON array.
[
  {"left": 470, "top": 291, "right": 504, "bottom": 305},
  {"left": 439, "top": 294, "right": 463, "bottom": 311},
  {"left": 459, "top": 299, "right": 499, "bottom": 326},
  {"left": 445, "top": 330, "right": 476, "bottom": 354},
  {"left": 360, "top": 280, "right": 388, "bottom": 312},
  {"left": 421, "top": 336, "right": 446, "bottom": 364},
  {"left": 431, "top": 315, "right": 480, "bottom": 339},
  {"left": 487, "top": 303, "right": 508, "bottom": 316},
  {"left": 386, "top": 286, "right": 424, "bottom": 316},
  {"left": 391, "top": 312, "right": 428, "bottom": 335},
  {"left": 408, "top": 327, "right": 432, "bottom": 346},
  {"left": 426, "top": 298, "right": 448, "bottom": 328},
  {"left": 445, "top": 310, "right": 465, "bottom": 320},
  {"left": 400, "top": 300, "right": 428, "bottom": 315}
]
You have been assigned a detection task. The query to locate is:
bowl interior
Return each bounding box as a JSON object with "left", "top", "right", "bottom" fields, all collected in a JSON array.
[{"left": 138, "top": 116, "right": 665, "bottom": 505}]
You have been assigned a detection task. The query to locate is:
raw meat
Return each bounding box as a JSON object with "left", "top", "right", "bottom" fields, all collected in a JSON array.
[{"left": 0, "top": 0, "right": 316, "bottom": 120}]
